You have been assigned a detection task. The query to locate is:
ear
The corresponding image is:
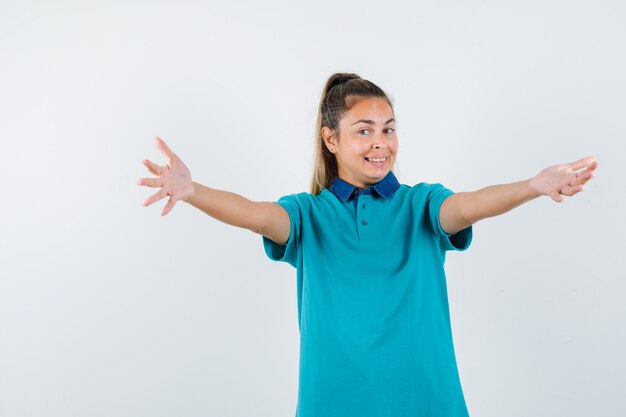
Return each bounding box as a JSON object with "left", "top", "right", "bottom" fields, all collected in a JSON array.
[{"left": 321, "top": 127, "right": 336, "bottom": 153}]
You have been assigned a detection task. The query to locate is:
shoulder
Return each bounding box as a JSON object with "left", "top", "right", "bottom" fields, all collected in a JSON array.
[
  {"left": 276, "top": 191, "right": 309, "bottom": 202},
  {"left": 275, "top": 190, "right": 331, "bottom": 212},
  {"left": 402, "top": 182, "right": 454, "bottom": 200},
  {"left": 276, "top": 190, "right": 318, "bottom": 205}
]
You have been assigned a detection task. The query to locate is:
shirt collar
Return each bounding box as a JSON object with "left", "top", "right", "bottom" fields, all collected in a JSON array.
[{"left": 327, "top": 170, "right": 400, "bottom": 202}]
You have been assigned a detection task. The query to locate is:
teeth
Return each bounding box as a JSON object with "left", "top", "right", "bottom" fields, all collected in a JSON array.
[{"left": 366, "top": 157, "right": 387, "bottom": 162}]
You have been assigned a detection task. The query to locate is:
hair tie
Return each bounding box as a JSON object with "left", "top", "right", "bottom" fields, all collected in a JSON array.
[{"left": 328, "top": 74, "right": 359, "bottom": 92}]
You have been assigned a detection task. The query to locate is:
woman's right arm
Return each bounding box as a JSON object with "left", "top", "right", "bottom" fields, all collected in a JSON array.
[
  {"left": 186, "top": 182, "right": 291, "bottom": 245},
  {"left": 138, "top": 136, "right": 290, "bottom": 245}
]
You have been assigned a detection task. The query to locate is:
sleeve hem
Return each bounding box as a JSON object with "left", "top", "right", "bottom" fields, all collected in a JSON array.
[
  {"left": 432, "top": 186, "right": 473, "bottom": 252},
  {"left": 261, "top": 199, "right": 299, "bottom": 266}
]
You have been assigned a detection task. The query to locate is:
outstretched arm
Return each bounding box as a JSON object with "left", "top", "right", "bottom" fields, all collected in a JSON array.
[
  {"left": 439, "top": 156, "right": 599, "bottom": 236},
  {"left": 186, "top": 182, "right": 291, "bottom": 244},
  {"left": 138, "top": 136, "right": 290, "bottom": 244}
]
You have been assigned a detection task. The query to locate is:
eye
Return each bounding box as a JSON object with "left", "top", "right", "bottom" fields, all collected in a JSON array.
[
  {"left": 384, "top": 128, "right": 396, "bottom": 134},
  {"left": 358, "top": 129, "right": 371, "bottom": 135}
]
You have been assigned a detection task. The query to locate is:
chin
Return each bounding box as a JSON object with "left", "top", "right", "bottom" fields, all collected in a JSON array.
[
  {"left": 365, "top": 172, "right": 388, "bottom": 182},
  {"left": 368, "top": 168, "right": 390, "bottom": 176}
]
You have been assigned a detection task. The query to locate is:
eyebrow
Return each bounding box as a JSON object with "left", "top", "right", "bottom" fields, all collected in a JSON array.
[{"left": 351, "top": 118, "right": 395, "bottom": 126}]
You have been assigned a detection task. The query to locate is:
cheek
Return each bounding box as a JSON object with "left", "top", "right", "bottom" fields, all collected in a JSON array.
[{"left": 352, "top": 143, "right": 368, "bottom": 155}]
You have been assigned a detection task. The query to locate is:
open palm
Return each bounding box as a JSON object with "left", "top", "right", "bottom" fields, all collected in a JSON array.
[
  {"left": 137, "top": 136, "right": 194, "bottom": 216},
  {"left": 529, "top": 156, "right": 598, "bottom": 203}
]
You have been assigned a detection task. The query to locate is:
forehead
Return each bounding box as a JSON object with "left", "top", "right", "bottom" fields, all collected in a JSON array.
[{"left": 343, "top": 97, "right": 394, "bottom": 122}]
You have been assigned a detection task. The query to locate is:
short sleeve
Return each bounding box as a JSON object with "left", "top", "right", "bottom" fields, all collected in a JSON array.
[
  {"left": 426, "top": 183, "right": 473, "bottom": 252},
  {"left": 261, "top": 194, "right": 301, "bottom": 268}
]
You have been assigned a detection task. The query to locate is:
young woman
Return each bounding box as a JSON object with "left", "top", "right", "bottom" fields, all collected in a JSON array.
[{"left": 138, "top": 73, "right": 598, "bottom": 416}]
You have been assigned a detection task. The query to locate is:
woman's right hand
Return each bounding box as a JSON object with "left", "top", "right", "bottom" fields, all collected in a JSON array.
[{"left": 137, "top": 136, "right": 195, "bottom": 216}]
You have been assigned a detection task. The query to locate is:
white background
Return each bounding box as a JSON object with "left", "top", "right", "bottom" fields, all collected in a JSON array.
[{"left": 1, "top": 1, "right": 624, "bottom": 416}]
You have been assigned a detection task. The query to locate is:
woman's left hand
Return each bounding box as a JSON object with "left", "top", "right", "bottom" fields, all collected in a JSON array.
[{"left": 529, "top": 156, "right": 599, "bottom": 203}]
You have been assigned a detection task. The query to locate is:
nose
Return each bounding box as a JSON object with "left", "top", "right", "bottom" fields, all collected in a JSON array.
[{"left": 372, "top": 133, "right": 387, "bottom": 149}]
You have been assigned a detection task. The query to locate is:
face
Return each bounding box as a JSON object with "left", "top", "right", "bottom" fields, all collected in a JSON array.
[{"left": 322, "top": 97, "right": 398, "bottom": 189}]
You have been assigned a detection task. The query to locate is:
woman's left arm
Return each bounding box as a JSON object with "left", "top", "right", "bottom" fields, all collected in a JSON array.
[{"left": 439, "top": 156, "right": 599, "bottom": 236}]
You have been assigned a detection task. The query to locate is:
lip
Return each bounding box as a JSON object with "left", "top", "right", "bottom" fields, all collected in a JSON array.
[{"left": 364, "top": 156, "right": 388, "bottom": 167}]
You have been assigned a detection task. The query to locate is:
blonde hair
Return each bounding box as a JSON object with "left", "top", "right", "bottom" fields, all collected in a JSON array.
[{"left": 310, "top": 73, "right": 396, "bottom": 195}]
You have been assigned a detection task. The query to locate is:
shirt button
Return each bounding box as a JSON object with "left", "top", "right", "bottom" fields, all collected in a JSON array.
[
  {"left": 361, "top": 205, "right": 365, "bottom": 209},
  {"left": 361, "top": 220, "right": 368, "bottom": 226}
]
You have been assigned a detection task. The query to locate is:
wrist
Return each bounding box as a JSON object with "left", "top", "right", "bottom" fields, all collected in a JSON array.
[
  {"left": 526, "top": 177, "right": 543, "bottom": 200},
  {"left": 184, "top": 182, "right": 198, "bottom": 205}
]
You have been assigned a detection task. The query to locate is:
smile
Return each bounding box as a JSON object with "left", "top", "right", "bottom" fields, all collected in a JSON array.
[{"left": 365, "top": 156, "right": 387, "bottom": 163}]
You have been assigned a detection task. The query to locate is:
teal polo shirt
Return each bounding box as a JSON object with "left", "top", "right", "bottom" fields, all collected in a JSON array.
[{"left": 262, "top": 171, "right": 473, "bottom": 417}]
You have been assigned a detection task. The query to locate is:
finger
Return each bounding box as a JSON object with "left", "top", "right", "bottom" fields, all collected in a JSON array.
[
  {"left": 153, "top": 136, "right": 177, "bottom": 161},
  {"left": 585, "top": 160, "right": 599, "bottom": 175},
  {"left": 550, "top": 190, "right": 564, "bottom": 203},
  {"left": 570, "top": 156, "right": 598, "bottom": 172},
  {"left": 570, "top": 170, "right": 595, "bottom": 187},
  {"left": 142, "top": 188, "right": 168, "bottom": 207},
  {"left": 575, "top": 160, "right": 599, "bottom": 176},
  {"left": 142, "top": 159, "right": 162, "bottom": 176},
  {"left": 560, "top": 184, "right": 584, "bottom": 197},
  {"left": 161, "top": 196, "right": 177, "bottom": 216},
  {"left": 137, "top": 177, "right": 162, "bottom": 188}
]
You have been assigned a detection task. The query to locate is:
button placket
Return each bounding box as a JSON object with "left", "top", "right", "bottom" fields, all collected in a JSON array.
[{"left": 357, "top": 195, "right": 370, "bottom": 243}]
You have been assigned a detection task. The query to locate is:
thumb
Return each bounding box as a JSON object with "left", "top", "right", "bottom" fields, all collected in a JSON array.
[{"left": 549, "top": 190, "right": 564, "bottom": 203}]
